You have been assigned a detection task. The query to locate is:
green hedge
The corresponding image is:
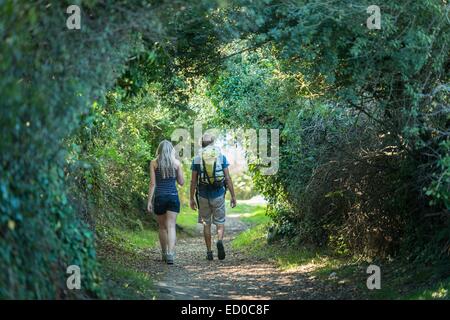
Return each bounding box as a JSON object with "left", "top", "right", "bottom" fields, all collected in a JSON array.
[{"left": 0, "top": 0, "right": 155, "bottom": 299}]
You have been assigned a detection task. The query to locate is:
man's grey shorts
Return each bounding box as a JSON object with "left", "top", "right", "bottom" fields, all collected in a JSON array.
[{"left": 198, "top": 195, "right": 226, "bottom": 225}]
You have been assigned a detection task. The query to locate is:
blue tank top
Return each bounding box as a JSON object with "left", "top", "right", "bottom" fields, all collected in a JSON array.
[{"left": 155, "top": 166, "right": 178, "bottom": 196}]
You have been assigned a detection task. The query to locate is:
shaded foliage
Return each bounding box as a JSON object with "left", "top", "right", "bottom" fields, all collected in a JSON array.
[
  {"left": 0, "top": 0, "right": 179, "bottom": 298},
  {"left": 209, "top": 0, "right": 449, "bottom": 258}
]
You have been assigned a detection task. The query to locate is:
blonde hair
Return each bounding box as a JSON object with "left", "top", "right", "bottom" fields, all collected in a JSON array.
[{"left": 155, "top": 140, "right": 176, "bottom": 179}]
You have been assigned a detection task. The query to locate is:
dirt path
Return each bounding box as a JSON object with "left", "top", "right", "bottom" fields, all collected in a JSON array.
[{"left": 141, "top": 215, "right": 354, "bottom": 300}]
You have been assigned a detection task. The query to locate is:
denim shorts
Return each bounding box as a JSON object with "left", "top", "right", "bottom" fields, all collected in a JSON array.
[{"left": 154, "top": 194, "right": 180, "bottom": 215}]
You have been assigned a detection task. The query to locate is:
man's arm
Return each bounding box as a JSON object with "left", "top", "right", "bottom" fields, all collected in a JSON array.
[
  {"left": 190, "top": 170, "right": 198, "bottom": 210},
  {"left": 223, "top": 168, "right": 237, "bottom": 208}
]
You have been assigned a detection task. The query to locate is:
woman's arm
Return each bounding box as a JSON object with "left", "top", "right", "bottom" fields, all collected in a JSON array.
[
  {"left": 175, "top": 160, "right": 185, "bottom": 186},
  {"left": 147, "top": 160, "right": 156, "bottom": 213}
]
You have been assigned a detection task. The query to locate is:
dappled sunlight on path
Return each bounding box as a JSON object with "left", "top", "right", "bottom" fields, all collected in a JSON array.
[{"left": 138, "top": 215, "right": 355, "bottom": 300}]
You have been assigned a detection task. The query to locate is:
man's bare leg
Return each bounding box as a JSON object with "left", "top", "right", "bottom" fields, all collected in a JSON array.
[
  {"left": 203, "top": 223, "right": 212, "bottom": 251},
  {"left": 216, "top": 224, "right": 226, "bottom": 260},
  {"left": 217, "top": 224, "right": 225, "bottom": 241}
]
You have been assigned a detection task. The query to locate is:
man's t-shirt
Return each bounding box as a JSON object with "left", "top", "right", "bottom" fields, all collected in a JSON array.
[{"left": 191, "top": 154, "right": 229, "bottom": 199}]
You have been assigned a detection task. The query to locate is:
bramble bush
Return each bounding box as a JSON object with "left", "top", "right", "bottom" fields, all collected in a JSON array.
[{"left": 209, "top": 0, "right": 449, "bottom": 258}]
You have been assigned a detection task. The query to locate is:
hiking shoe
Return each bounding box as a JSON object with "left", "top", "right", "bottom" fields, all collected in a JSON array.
[
  {"left": 161, "top": 253, "right": 167, "bottom": 262},
  {"left": 206, "top": 251, "right": 213, "bottom": 261},
  {"left": 166, "top": 253, "right": 174, "bottom": 265},
  {"left": 217, "top": 240, "right": 226, "bottom": 260}
]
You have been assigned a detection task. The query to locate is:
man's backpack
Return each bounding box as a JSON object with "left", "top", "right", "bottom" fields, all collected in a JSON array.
[{"left": 197, "top": 146, "right": 226, "bottom": 189}]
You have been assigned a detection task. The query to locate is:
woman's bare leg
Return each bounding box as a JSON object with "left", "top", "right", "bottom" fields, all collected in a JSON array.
[
  {"left": 156, "top": 214, "right": 168, "bottom": 254},
  {"left": 166, "top": 211, "right": 178, "bottom": 254}
]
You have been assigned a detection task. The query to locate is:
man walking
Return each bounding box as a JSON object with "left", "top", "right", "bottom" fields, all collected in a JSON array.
[{"left": 190, "top": 134, "right": 237, "bottom": 260}]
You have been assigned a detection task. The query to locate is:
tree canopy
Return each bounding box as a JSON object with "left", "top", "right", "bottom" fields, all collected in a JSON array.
[{"left": 0, "top": 0, "right": 448, "bottom": 298}]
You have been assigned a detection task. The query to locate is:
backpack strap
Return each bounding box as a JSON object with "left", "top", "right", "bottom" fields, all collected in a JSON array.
[
  {"left": 195, "top": 188, "right": 200, "bottom": 209},
  {"left": 202, "top": 158, "right": 210, "bottom": 184},
  {"left": 212, "top": 160, "right": 217, "bottom": 184}
]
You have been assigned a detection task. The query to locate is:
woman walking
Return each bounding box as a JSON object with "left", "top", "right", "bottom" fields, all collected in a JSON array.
[{"left": 147, "top": 140, "right": 184, "bottom": 264}]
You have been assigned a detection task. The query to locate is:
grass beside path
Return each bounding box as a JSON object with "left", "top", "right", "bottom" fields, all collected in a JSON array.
[
  {"left": 232, "top": 205, "right": 450, "bottom": 300},
  {"left": 176, "top": 206, "right": 198, "bottom": 234},
  {"left": 96, "top": 202, "right": 450, "bottom": 300},
  {"left": 97, "top": 226, "right": 160, "bottom": 299},
  {"left": 101, "top": 260, "right": 156, "bottom": 300}
]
